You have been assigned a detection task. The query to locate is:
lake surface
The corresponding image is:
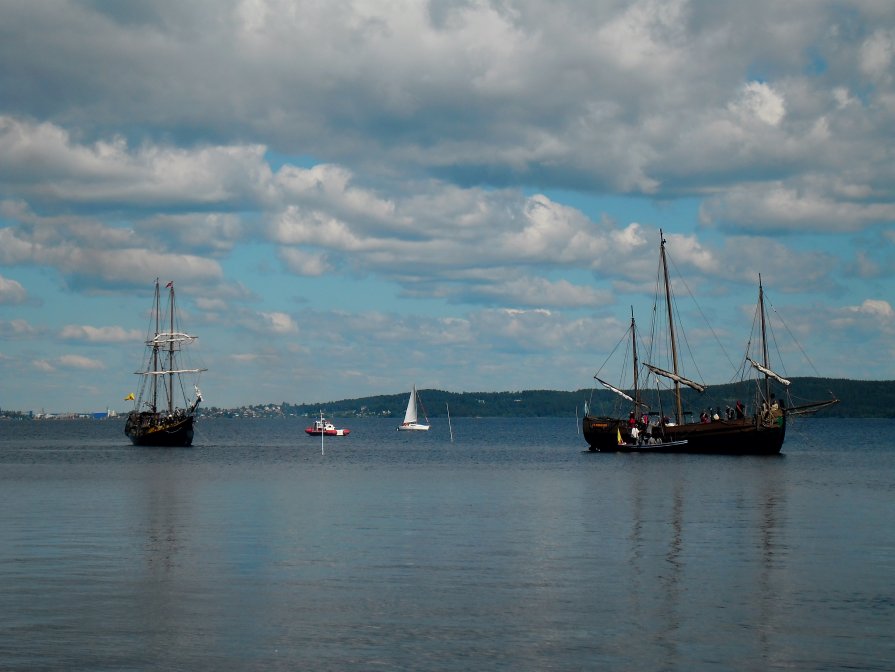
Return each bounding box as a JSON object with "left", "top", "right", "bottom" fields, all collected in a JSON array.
[{"left": 1, "top": 416, "right": 893, "bottom": 671}]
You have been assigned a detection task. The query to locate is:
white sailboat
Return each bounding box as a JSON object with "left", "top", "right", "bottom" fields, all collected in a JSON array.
[{"left": 397, "top": 385, "right": 430, "bottom": 431}]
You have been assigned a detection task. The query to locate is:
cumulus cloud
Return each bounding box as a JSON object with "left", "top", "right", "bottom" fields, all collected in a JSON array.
[
  {"left": 859, "top": 30, "right": 894, "bottom": 83},
  {"left": 195, "top": 297, "right": 230, "bottom": 312},
  {"left": 729, "top": 82, "right": 786, "bottom": 127},
  {"left": 270, "top": 206, "right": 364, "bottom": 251},
  {"left": 828, "top": 299, "right": 895, "bottom": 331},
  {"left": 267, "top": 180, "right": 650, "bottom": 304},
  {"left": 0, "top": 274, "right": 27, "bottom": 303},
  {"left": 59, "top": 325, "right": 142, "bottom": 343},
  {"left": 242, "top": 303, "right": 627, "bottom": 397},
  {"left": 0, "top": 116, "right": 271, "bottom": 207},
  {"left": 700, "top": 183, "right": 895, "bottom": 233},
  {"left": 1, "top": 1, "right": 894, "bottom": 407},
  {"left": 461, "top": 276, "right": 613, "bottom": 308},
  {"left": 57, "top": 354, "right": 104, "bottom": 369},
  {"left": 711, "top": 236, "right": 835, "bottom": 291},
  {"left": 259, "top": 311, "right": 298, "bottom": 334},
  {"left": 0, "top": 200, "right": 225, "bottom": 290},
  {"left": 251, "top": 174, "right": 836, "bottom": 306},
  {"left": 279, "top": 247, "right": 332, "bottom": 277},
  {"left": 273, "top": 164, "right": 398, "bottom": 225},
  {"left": 1, "top": 318, "right": 39, "bottom": 338},
  {"left": 141, "top": 213, "right": 247, "bottom": 256},
  {"left": 1, "top": 1, "right": 891, "bottom": 214},
  {"left": 852, "top": 298, "right": 894, "bottom": 320},
  {"left": 33, "top": 359, "right": 55, "bottom": 373}
]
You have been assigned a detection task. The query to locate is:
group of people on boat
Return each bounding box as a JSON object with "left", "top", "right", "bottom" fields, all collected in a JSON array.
[
  {"left": 760, "top": 394, "right": 785, "bottom": 426},
  {"left": 624, "top": 411, "right": 674, "bottom": 445},
  {"left": 699, "top": 400, "right": 748, "bottom": 423}
]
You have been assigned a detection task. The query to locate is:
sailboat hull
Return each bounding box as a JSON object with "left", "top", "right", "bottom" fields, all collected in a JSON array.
[
  {"left": 582, "top": 414, "right": 785, "bottom": 455},
  {"left": 397, "top": 423, "right": 430, "bottom": 431},
  {"left": 125, "top": 412, "right": 195, "bottom": 447}
]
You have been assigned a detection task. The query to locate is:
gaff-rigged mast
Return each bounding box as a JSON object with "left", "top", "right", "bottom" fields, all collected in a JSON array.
[
  {"left": 595, "top": 309, "right": 649, "bottom": 412},
  {"left": 759, "top": 274, "right": 771, "bottom": 405},
  {"left": 630, "top": 307, "right": 640, "bottom": 415},
  {"left": 660, "top": 230, "right": 684, "bottom": 423}
]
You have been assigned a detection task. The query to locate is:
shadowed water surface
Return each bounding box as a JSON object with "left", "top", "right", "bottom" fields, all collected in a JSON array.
[{"left": 1, "top": 417, "right": 893, "bottom": 670}]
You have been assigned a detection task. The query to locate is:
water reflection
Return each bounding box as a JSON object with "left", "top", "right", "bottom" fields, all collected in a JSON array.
[
  {"left": 138, "top": 455, "right": 200, "bottom": 664},
  {"left": 3, "top": 418, "right": 890, "bottom": 671},
  {"left": 757, "top": 460, "right": 786, "bottom": 667},
  {"left": 618, "top": 456, "right": 790, "bottom": 670},
  {"left": 658, "top": 481, "right": 684, "bottom": 666},
  {"left": 144, "top": 461, "right": 188, "bottom": 573}
]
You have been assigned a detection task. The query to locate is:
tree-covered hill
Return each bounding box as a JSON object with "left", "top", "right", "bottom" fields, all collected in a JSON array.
[{"left": 201, "top": 378, "right": 895, "bottom": 418}]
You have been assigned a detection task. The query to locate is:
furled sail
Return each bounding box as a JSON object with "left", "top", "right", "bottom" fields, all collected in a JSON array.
[
  {"left": 150, "top": 332, "right": 198, "bottom": 346},
  {"left": 141, "top": 368, "right": 207, "bottom": 375},
  {"left": 644, "top": 363, "right": 706, "bottom": 393},
  {"left": 747, "top": 358, "right": 791, "bottom": 386},
  {"left": 594, "top": 376, "right": 634, "bottom": 403}
]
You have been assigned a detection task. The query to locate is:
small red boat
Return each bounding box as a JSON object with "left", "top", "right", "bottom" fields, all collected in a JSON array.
[{"left": 305, "top": 413, "right": 350, "bottom": 436}]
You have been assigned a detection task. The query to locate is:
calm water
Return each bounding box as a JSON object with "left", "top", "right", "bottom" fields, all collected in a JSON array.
[{"left": 1, "top": 416, "right": 893, "bottom": 671}]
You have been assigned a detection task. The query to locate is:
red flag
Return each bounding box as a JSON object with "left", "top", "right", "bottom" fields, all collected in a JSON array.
[{"left": 165, "top": 281, "right": 173, "bottom": 288}]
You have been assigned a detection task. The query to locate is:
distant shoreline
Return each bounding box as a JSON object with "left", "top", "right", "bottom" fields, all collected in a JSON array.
[{"left": 6, "top": 378, "right": 894, "bottom": 420}]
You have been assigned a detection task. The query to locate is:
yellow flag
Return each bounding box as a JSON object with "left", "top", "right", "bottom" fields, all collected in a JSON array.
[
  {"left": 124, "top": 392, "right": 135, "bottom": 401},
  {"left": 617, "top": 428, "right": 623, "bottom": 445}
]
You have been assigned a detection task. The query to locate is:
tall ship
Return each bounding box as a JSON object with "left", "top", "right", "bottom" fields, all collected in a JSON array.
[
  {"left": 125, "top": 279, "right": 205, "bottom": 447},
  {"left": 582, "top": 231, "right": 837, "bottom": 455}
]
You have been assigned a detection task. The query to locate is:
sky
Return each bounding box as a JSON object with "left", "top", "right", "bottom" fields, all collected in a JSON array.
[{"left": 1, "top": 0, "right": 894, "bottom": 414}]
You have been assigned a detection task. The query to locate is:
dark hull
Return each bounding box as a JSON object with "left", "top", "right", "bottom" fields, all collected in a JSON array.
[
  {"left": 125, "top": 411, "right": 195, "bottom": 447},
  {"left": 582, "top": 414, "right": 785, "bottom": 455}
]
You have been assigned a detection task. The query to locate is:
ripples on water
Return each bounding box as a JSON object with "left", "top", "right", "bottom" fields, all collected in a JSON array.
[{"left": 0, "top": 417, "right": 893, "bottom": 671}]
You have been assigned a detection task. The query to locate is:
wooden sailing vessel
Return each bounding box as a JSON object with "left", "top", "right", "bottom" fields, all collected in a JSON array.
[
  {"left": 125, "top": 279, "right": 205, "bottom": 447},
  {"left": 582, "top": 231, "right": 837, "bottom": 455}
]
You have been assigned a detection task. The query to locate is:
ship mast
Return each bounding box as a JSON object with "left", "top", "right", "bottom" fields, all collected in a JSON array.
[
  {"left": 758, "top": 274, "right": 771, "bottom": 405},
  {"left": 168, "top": 282, "right": 175, "bottom": 414},
  {"left": 630, "top": 307, "right": 640, "bottom": 415},
  {"left": 151, "top": 279, "right": 160, "bottom": 413},
  {"left": 660, "top": 230, "right": 684, "bottom": 424}
]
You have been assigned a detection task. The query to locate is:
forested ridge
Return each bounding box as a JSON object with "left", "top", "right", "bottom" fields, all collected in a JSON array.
[{"left": 212, "top": 378, "right": 895, "bottom": 418}]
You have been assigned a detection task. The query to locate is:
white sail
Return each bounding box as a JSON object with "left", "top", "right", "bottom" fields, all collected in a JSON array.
[
  {"left": 644, "top": 363, "right": 706, "bottom": 393},
  {"left": 141, "top": 368, "right": 207, "bottom": 375},
  {"left": 149, "top": 332, "right": 197, "bottom": 346},
  {"left": 398, "top": 385, "right": 430, "bottom": 431},
  {"left": 403, "top": 386, "right": 419, "bottom": 424},
  {"left": 594, "top": 376, "right": 635, "bottom": 403},
  {"left": 746, "top": 358, "right": 791, "bottom": 386}
]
